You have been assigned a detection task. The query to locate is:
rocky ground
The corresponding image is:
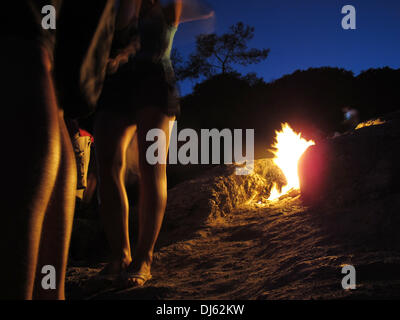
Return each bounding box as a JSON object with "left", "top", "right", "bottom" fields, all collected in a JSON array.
[
  {"left": 66, "top": 112, "right": 400, "bottom": 300},
  {"left": 66, "top": 192, "right": 400, "bottom": 300}
]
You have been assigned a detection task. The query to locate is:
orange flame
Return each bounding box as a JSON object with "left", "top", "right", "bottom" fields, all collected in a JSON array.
[{"left": 268, "top": 123, "right": 315, "bottom": 200}]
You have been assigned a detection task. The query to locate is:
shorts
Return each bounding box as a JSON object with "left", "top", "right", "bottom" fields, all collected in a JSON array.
[{"left": 97, "top": 56, "right": 181, "bottom": 120}]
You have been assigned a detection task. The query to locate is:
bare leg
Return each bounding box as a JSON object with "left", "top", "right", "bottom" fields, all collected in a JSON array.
[
  {"left": 94, "top": 111, "right": 137, "bottom": 274},
  {"left": 128, "top": 107, "right": 175, "bottom": 285},
  {"left": 0, "top": 41, "right": 61, "bottom": 299},
  {"left": 33, "top": 113, "right": 77, "bottom": 300}
]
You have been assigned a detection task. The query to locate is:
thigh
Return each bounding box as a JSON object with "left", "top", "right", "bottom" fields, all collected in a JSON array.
[{"left": 136, "top": 107, "right": 175, "bottom": 175}]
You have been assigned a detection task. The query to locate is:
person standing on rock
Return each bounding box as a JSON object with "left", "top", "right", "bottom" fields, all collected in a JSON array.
[
  {"left": 94, "top": 0, "right": 181, "bottom": 286},
  {"left": 94, "top": 0, "right": 214, "bottom": 286}
]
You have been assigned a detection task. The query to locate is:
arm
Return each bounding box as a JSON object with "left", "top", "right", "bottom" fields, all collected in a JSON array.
[
  {"left": 162, "top": 0, "right": 182, "bottom": 27},
  {"left": 172, "top": 0, "right": 182, "bottom": 27}
]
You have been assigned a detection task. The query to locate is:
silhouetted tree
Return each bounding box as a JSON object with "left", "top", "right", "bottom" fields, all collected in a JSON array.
[{"left": 178, "top": 22, "right": 270, "bottom": 80}]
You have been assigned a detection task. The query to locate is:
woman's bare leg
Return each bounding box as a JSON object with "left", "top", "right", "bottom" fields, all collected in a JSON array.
[
  {"left": 33, "top": 113, "right": 77, "bottom": 300},
  {"left": 129, "top": 107, "right": 175, "bottom": 285},
  {"left": 0, "top": 41, "right": 61, "bottom": 299},
  {"left": 94, "top": 111, "right": 137, "bottom": 273}
]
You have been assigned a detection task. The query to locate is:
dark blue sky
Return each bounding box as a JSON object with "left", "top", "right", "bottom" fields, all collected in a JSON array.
[{"left": 174, "top": 0, "right": 400, "bottom": 95}]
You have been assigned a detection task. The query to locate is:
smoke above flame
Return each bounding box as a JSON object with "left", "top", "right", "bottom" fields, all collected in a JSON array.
[{"left": 268, "top": 123, "right": 315, "bottom": 200}]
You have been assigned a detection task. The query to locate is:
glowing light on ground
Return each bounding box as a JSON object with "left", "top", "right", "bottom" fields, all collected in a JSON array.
[{"left": 268, "top": 123, "right": 315, "bottom": 200}]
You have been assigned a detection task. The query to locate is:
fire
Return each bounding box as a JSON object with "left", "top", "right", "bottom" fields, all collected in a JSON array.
[{"left": 268, "top": 123, "right": 315, "bottom": 200}]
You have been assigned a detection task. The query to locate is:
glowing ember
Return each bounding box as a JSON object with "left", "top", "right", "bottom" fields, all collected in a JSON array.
[{"left": 268, "top": 123, "right": 315, "bottom": 200}]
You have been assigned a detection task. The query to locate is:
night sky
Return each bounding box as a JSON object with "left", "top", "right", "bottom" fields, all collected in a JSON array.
[{"left": 174, "top": 0, "right": 400, "bottom": 95}]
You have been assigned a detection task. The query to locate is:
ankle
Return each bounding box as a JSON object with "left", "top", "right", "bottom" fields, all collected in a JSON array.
[
  {"left": 122, "top": 257, "right": 133, "bottom": 269},
  {"left": 110, "top": 255, "right": 132, "bottom": 268},
  {"left": 133, "top": 251, "right": 153, "bottom": 266}
]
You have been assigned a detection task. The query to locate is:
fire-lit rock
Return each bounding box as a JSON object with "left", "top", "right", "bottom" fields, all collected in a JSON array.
[
  {"left": 299, "top": 111, "right": 400, "bottom": 207},
  {"left": 158, "top": 159, "right": 286, "bottom": 246}
]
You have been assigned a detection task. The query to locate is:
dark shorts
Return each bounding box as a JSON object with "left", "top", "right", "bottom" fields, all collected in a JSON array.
[{"left": 97, "top": 57, "right": 181, "bottom": 120}]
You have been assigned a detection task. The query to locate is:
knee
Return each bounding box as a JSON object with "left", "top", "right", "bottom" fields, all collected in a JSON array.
[{"left": 139, "top": 166, "right": 168, "bottom": 203}]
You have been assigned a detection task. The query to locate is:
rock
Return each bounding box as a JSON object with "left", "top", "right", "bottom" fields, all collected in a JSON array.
[
  {"left": 299, "top": 110, "right": 400, "bottom": 207},
  {"left": 167, "top": 159, "right": 286, "bottom": 223},
  {"left": 158, "top": 159, "right": 286, "bottom": 246}
]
